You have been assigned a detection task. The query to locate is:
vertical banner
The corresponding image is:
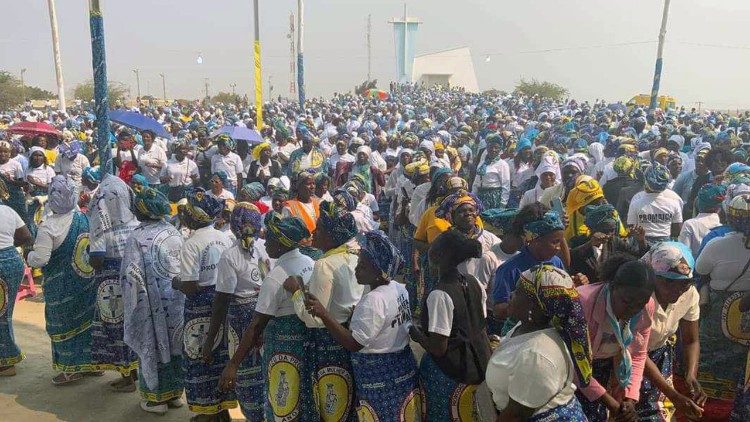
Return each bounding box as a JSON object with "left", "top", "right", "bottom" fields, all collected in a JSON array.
[
  {"left": 297, "top": 53, "right": 305, "bottom": 108},
  {"left": 254, "top": 40, "right": 263, "bottom": 129},
  {"left": 297, "top": 0, "right": 305, "bottom": 108},
  {"left": 649, "top": 58, "right": 663, "bottom": 110},
  {"left": 88, "top": 0, "right": 112, "bottom": 174}
]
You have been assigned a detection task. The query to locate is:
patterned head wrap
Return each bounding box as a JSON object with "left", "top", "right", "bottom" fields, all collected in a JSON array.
[
  {"left": 445, "top": 176, "right": 468, "bottom": 191},
  {"left": 644, "top": 163, "right": 671, "bottom": 192},
  {"left": 431, "top": 166, "right": 453, "bottom": 184},
  {"left": 584, "top": 204, "right": 618, "bottom": 233},
  {"left": 723, "top": 162, "right": 750, "bottom": 185},
  {"left": 523, "top": 211, "right": 565, "bottom": 241},
  {"left": 48, "top": 175, "right": 78, "bottom": 214},
  {"left": 696, "top": 183, "right": 727, "bottom": 212},
  {"left": 212, "top": 171, "right": 229, "bottom": 187},
  {"left": 271, "top": 186, "right": 289, "bottom": 201},
  {"left": 82, "top": 166, "right": 102, "bottom": 184},
  {"left": 727, "top": 193, "right": 750, "bottom": 236},
  {"left": 185, "top": 188, "right": 225, "bottom": 224},
  {"left": 265, "top": 214, "right": 310, "bottom": 248},
  {"left": 130, "top": 173, "right": 149, "bottom": 188},
  {"left": 435, "top": 190, "right": 484, "bottom": 224},
  {"left": 252, "top": 141, "right": 272, "bottom": 160},
  {"left": 565, "top": 176, "right": 604, "bottom": 212},
  {"left": 612, "top": 156, "right": 637, "bottom": 178},
  {"left": 230, "top": 202, "right": 263, "bottom": 252},
  {"left": 359, "top": 230, "right": 404, "bottom": 280},
  {"left": 517, "top": 264, "right": 592, "bottom": 386},
  {"left": 485, "top": 133, "right": 503, "bottom": 147},
  {"left": 133, "top": 185, "right": 171, "bottom": 220},
  {"left": 317, "top": 200, "right": 358, "bottom": 246},
  {"left": 562, "top": 155, "right": 587, "bottom": 174},
  {"left": 480, "top": 208, "right": 518, "bottom": 237},
  {"left": 332, "top": 188, "right": 357, "bottom": 212},
  {"left": 241, "top": 182, "right": 266, "bottom": 201},
  {"left": 58, "top": 141, "right": 82, "bottom": 160},
  {"left": 652, "top": 147, "right": 669, "bottom": 161},
  {"left": 641, "top": 241, "right": 694, "bottom": 280},
  {"left": 404, "top": 159, "right": 429, "bottom": 177},
  {"left": 215, "top": 133, "right": 236, "bottom": 151}
]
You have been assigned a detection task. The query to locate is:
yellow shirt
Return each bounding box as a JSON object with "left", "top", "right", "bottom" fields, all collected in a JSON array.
[{"left": 414, "top": 205, "right": 485, "bottom": 244}]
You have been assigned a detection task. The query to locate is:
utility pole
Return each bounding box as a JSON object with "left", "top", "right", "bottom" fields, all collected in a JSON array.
[
  {"left": 146, "top": 80, "right": 151, "bottom": 96},
  {"left": 230, "top": 83, "right": 237, "bottom": 96},
  {"left": 649, "top": 0, "right": 671, "bottom": 110},
  {"left": 288, "top": 12, "right": 296, "bottom": 96},
  {"left": 159, "top": 73, "right": 166, "bottom": 102},
  {"left": 253, "top": 0, "right": 263, "bottom": 129},
  {"left": 367, "top": 14, "right": 372, "bottom": 81},
  {"left": 696, "top": 101, "right": 703, "bottom": 113},
  {"left": 268, "top": 75, "right": 273, "bottom": 99},
  {"left": 204, "top": 78, "right": 210, "bottom": 100},
  {"left": 47, "top": 0, "right": 66, "bottom": 111},
  {"left": 132, "top": 68, "right": 141, "bottom": 98},
  {"left": 20, "top": 68, "right": 27, "bottom": 102},
  {"left": 297, "top": 0, "right": 305, "bottom": 107}
]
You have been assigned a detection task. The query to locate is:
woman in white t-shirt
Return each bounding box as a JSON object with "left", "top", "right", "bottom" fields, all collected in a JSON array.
[
  {"left": 0, "top": 178, "right": 33, "bottom": 376},
  {"left": 201, "top": 203, "right": 269, "bottom": 421},
  {"left": 25, "top": 146, "right": 56, "bottom": 235},
  {"left": 206, "top": 171, "right": 235, "bottom": 202},
  {"left": 486, "top": 264, "right": 592, "bottom": 420},
  {"left": 305, "top": 230, "right": 421, "bottom": 422},
  {"left": 627, "top": 164, "right": 683, "bottom": 243}
]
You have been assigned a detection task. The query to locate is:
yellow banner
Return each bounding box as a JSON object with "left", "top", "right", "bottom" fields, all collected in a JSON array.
[{"left": 254, "top": 40, "right": 263, "bottom": 130}]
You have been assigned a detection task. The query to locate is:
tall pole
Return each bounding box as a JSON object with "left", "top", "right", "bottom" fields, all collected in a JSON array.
[
  {"left": 20, "top": 68, "right": 26, "bottom": 104},
  {"left": 159, "top": 73, "right": 166, "bottom": 102},
  {"left": 403, "top": 3, "right": 408, "bottom": 82},
  {"left": 88, "top": 0, "right": 112, "bottom": 175},
  {"left": 649, "top": 0, "right": 671, "bottom": 110},
  {"left": 204, "top": 78, "right": 210, "bottom": 100},
  {"left": 289, "top": 12, "right": 296, "bottom": 96},
  {"left": 297, "top": 0, "right": 305, "bottom": 108},
  {"left": 230, "top": 83, "right": 237, "bottom": 96},
  {"left": 268, "top": 75, "right": 273, "bottom": 99},
  {"left": 367, "top": 14, "right": 372, "bottom": 81},
  {"left": 253, "top": 0, "right": 263, "bottom": 129},
  {"left": 47, "top": 0, "right": 66, "bottom": 112},
  {"left": 132, "top": 69, "right": 140, "bottom": 98}
]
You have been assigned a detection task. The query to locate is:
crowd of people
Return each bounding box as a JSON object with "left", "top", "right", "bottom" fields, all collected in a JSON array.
[{"left": 1, "top": 84, "right": 750, "bottom": 421}]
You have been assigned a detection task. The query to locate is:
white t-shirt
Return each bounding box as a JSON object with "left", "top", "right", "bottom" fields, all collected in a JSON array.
[
  {"left": 0, "top": 159, "right": 24, "bottom": 181},
  {"left": 207, "top": 189, "right": 235, "bottom": 202},
  {"left": 0, "top": 205, "right": 25, "bottom": 248},
  {"left": 112, "top": 145, "right": 142, "bottom": 164},
  {"left": 475, "top": 243, "right": 519, "bottom": 299},
  {"left": 161, "top": 157, "right": 199, "bottom": 187},
  {"left": 25, "top": 165, "right": 55, "bottom": 188},
  {"left": 648, "top": 288, "right": 700, "bottom": 350},
  {"left": 678, "top": 213, "right": 721, "bottom": 258},
  {"left": 255, "top": 248, "right": 315, "bottom": 317},
  {"left": 459, "top": 230, "right": 500, "bottom": 280},
  {"left": 216, "top": 240, "right": 270, "bottom": 298},
  {"left": 180, "top": 226, "right": 233, "bottom": 287},
  {"left": 696, "top": 231, "right": 750, "bottom": 291},
  {"left": 426, "top": 279, "right": 488, "bottom": 336},
  {"left": 211, "top": 152, "right": 244, "bottom": 184},
  {"left": 54, "top": 154, "right": 90, "bottom": 184},
  {"left": 486, "top": 326, "right": 576, "bottom": 415},
  {"left": 626, "top": 189, "right": 683, "bottom": 238},
  {"left": 138, "top": 145, "right": 168, "bottom": 185},
  {"left": 350, "top": 281, "right": 411, "bottom": 354}
]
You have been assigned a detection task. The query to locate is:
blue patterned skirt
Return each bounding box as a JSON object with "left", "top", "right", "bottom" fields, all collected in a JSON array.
[
  {"left": 139, "top": 357, "right": 184, "bottom": 403},
  {"left": 529, "top": 396, "right": 588, "bottom": 421},
  {"left": 399, "top": 224, "right": 419, "bottom": 317},
  {"left": 0, "top": 247, "right": 25, "bottom": 367},
  {"left": 419, "top": 353, "right": 481, "bottom": 422},
  {"left": 263, "top": 314, "right": 317, "bottom": 422},
  {"left": 227, "top": 296, "right": 264, "bottom": 421},
  {"left": 311, "top": 327, "right": 356, "bottom": 421},
  {"left": 351, "top": 347, "right": 423, "bottom": 422},
  {"left": 183, "top": 286, "right": 237, "bottom": 414},
  {"left": 576, "top": 358, "right": 613, "bottom": 421},
  {"left": 477, "top": 187, "right": 504, "bottom": 210},
  {"left": 91, "top": 258, "right": 139, "bottom": 374},
  {"left": 5, "top": 184, "right": 28, "bottom": 234},
  {"left": 636, "top": 343, "right": 675, "bottom": 421}
]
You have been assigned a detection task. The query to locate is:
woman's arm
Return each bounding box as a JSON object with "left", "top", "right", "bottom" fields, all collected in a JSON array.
[
  {"left": 306, "top": 294, "right": 363, "bottom": 352},
  {"left": 219, "top": 312, "right": 272, "bottom": 391},
  {"left": 497, "top": 399, "right": 536, "bottom": 422},
  {"left": 679, "top": 318, "right": 708, "bottom": 407},
  {"left": 409, "top": 325, "right": 448, "bottom": 357},
  {"left": 202, "top": 291, "right": 232, "bottom": 363}
]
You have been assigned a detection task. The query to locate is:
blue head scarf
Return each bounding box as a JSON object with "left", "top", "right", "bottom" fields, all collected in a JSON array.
[
  {"left": 241, "top": 182, "right": 266, "bottom": 201},
  {"left": 317, "top": 200, "right": 358, "bottom": 246},
  {"left": 215, "top": 133, "right": 237, "bottom": 151},
  {"left": 523, "top": 211, "right": 565, "bottom": 241},
  {"left": 584, "top": 204, "right": 618, "bottom": 233},
  {"left": 48, "top": 176, "right": 78, "bottom": 214},
  {"left": 332, "top": 189, "right": 357, "bottom": 212},
  {"left": 696, "top": 184, "right": 727, "bottom": 213},
  {"left": 480, "top": 208, "right": 518, "bottom": 236},
  {"left": 133, "top": 186, "right": 171, "bottom": 220},
  {"left": 185, "top": 188, "right": 224, "bottom": 224},
  {"left": 644, "top": 163, "right": 671, "bottom": 192},
  {"left": 230, "top": 202, "right": 263, "bottom": 252},
  {"left": 82, "top": 166, "right": 102, "bottom": 184},
  {"left": 265, "top": 214, "right": 310, "bottom": 248},
  {"left": 131, "top": 173, "right": 149, "bottom": 188},
  {"left": 641, "top": 241, "right": 694, "bottom": 280},
  {"left": 359, "top": 230, "right": 403, "bottom": 280},
  {"left": 212, "top": 171, "right": 229, "bottom": 187}
]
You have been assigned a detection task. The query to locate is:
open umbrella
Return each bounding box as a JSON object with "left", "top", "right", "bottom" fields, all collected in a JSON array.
[
  {"left": 7, "top": 121, "right": 62, "bottom": 138},
  {"left": 210, "top": 125, "right": 263, "bottom": 145},
  {"left": 108, "top": 109, "right": 172, "bottom": 139}
]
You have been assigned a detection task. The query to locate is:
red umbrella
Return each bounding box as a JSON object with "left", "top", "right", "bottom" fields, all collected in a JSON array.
[{"left": 7, "top": 121, "right": 62, "bottom": 138}]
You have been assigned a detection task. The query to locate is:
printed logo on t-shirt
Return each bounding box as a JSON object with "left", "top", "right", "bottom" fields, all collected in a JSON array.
[
  {"left": 391, "top": 291, "right": 412, "bottom": 328},
  {"left": 637, "top": 213, "right": 673, "bottom": 223}
]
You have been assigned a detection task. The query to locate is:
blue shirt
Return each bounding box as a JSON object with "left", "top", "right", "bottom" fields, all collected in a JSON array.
[{"left": 491, "top": 246, "right": 565, "bottom": 304}]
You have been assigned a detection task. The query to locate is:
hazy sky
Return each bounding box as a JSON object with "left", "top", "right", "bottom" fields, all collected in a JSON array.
[{"left": 4, "top": 0, "right": 750, "bottom": 109}]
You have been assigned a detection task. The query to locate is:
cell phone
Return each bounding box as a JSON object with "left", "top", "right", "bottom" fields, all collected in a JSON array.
[{"left": 551, "top": 197, "right": 564, "bottom": 216}]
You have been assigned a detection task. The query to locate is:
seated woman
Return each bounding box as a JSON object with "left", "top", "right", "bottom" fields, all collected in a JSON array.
[
  {"left": 409, "top": 229, "right": 490, "bottom": 422},
  {"left": 638, "top": 242, "right": 706, "bottom": 421},
  {"left": 487, "top": 264, "right": 593, "bottom": 420},
  {"left": 575, "top": 255, "right": 656, "bottom": 422},
  {"left": 304, "top": 231, "right": 421, "bottom": 422}
]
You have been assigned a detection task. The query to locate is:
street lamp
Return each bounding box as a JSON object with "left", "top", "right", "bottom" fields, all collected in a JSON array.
[{"left": 132, "top": 68, "right": 141, "bottom": 98}]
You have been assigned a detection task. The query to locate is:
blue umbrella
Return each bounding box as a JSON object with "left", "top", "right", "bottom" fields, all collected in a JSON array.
[
  {"left": 108, "top": 109, "right": 172, "bottom": 139},
  {"left": 210, "top": 125, "right": 263, "bottom": 145}
]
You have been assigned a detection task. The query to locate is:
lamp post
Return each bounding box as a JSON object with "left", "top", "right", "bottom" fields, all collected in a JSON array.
[{"left": 132, "top": 68, "right": 141, "bottom": 98}]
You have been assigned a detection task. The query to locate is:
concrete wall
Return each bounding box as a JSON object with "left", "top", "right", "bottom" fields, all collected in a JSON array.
[{"left": 412, "top": 46, "right": 480, "bottom": 92}]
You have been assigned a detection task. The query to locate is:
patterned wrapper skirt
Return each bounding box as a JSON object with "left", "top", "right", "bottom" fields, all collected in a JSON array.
[
  {"left": 0, "top": 246, "right": 25, "bottom": 367},
  {"left": 263, "top": 314, "right": 317, "bottom": 422},
  {"left": 399, "top": 224, "right": 419, "bottom": 317},
  {"left": 91, "top": 258, "right": 139, "bottom": 374},
  {"left": 227, "top": 296, "right": 264, "bottom": 421},
  {"left": 5, "top": 185, "right": 28, "bottom": 234},
  {"left": 636, "top": 343, "right": 676, "bottom": 421},
  {"left": 477, "top": 187, "right": 504, "bottom": 210},
  {"left": 43, "top": 213, "right": 97, "bottom": 373},
  {"left": 139, "top": 357, "right": 184, "bottom": 403},
  {"left": 698, "top": 288, "right": 750, "bottom": 421},
  {"left": 311, "top": 327, "right": 356, "bottom": 422},
  {"left": 350, "top": 346, "right": 423, "bottom": 422},
  {"left": 576, "top": 357, "right": 614, "bottom": 421},
  {"left": 529, "top": 396, "right": 588, "bottom": 421},
  {"left": 183, "top": 286, "right": 237, "bottom": 414},
  {"left": 419, "top": 353, "right": 481, "bottom": 422}
]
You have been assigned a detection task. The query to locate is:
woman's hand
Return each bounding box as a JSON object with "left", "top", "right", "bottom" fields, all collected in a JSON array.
[
  {"left": 630, "top": 225, "right": 646, "bottom": 245},
  {"left": 201, "top": 339, "right": 214, "bottom": 364},
  {"left": 304, "top": 293, "right": 327, "bottom": 319},
  {"left": 613, "top": 399, "right": 638, "bottom": 422},
  {"left": 283, "top": 276, "right": 301, "bottom": 294},
  {"left": 670, "top": 393, "right": 703, "bottom": 421},
  {"left": 571, "top": 273, "right": 589, "bottom": 287},
  {"left": 684, "top": 375, "right": 708, "bottom": 407},
  {"left": 218, "top": 362, "right": 238, "bottom": 392}
]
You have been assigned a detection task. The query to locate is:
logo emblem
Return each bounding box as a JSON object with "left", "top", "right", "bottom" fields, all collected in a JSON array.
[
  {"left": 72, "top": 233, "right": 94, "bottom": 278},
  {"left": 450, "top": 384, "right": 480, "bottom": 422},
  {"left": 97, "top": 279, "right": 124, "bottom": 323},
  {"left": 183, "top": 317, "right": 222, "bottom": 360},
  {"left": 316, "top": 366, "right": 352, "bottom": 421},
  {"left": 269, "top": 353, "right": 301, "bottom": 421}
]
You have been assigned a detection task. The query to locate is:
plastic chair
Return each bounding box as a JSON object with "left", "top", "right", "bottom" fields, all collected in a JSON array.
[{"left": 15, "top": 266, "right": 37, "bottom": 302}]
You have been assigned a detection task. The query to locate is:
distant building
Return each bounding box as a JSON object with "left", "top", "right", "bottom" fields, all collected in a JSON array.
[{"left": 412, "top": 46, "right": 480, "bottom": 92}]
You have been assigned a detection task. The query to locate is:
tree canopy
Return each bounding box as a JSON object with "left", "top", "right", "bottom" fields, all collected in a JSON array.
[
  {"left": 72, "top": 79, "right": 128, "bottom": 105},
  {"left": 211, "top": 91, "right": 242, "bottom": 104},
  {"left": 514, "top": 78, "right": 569, "bottom": 101},
  {"left": 0, "top": 71, "right": 55, "bottom": 110}
]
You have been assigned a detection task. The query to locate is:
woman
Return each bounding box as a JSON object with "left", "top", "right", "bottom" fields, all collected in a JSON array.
[
  {"left": 246, "top": 141, "right": 281, "bottom": 185},
  {"left": 487, "top": 264, "right": 593, "bottom": 420},
  {"left": 627, "top": 164, "right": 683, "bottom": 243},
  {"left": 678, "top": 183, "right": 725, "bottom": 258},
  {"left": 79, "top": 166, "right": 100, "bottom": 211},
  {"left": 471, "top": 134, "right": 510, "bottom": 209},
  {"left": 202, "top": 203, "right": 270, "bottom": 421},
  {"left": 314, "top": 172, "right": 334, "bottom": 202},
  {"left": 172, "top": 189, "right": 236, "bottom": 421},
  {"left": 409, "top": 229, "right": 490, "bottom": 422},
  {"left": 304, "top": 230, "right": 422, "bottom": 421},
  {"left": 282, "top": 169, "right": 321, "bottom": 234},
  {"left": 603, "top": 155, "right": 642, "bottom": 209},
  {"left": 121, "top": 187, "right": 185, "bottom": 415},
  {"left": 518, "top": 150, "right": 561, "bottom": 208},
  {"left": 137, "top": 130, "right": 167, "bottom": 189},
  {"left": 284, "top": 199, "right": 362, "bottom": 422},
  {"left": 0, "top": 141, "right": 28, "bottom": 229},
  {"left": 211, "top": 134, "right": 244, "bottom": 196},
  {"left": 207, "top": 171, "right": 235, "bottom": 201},
  {"left": 161, "top": 141, "right": 200, "bottom": 202},
  {"left": 576, "top": 255, "right": 657, "bottom": 421},
  {"left": 27, "top": 176, "right": 97, "bottom": 385},
  {"left": 638, "top": 242, "right": 705, "bottom": 421},
  {"left": 237, "top": 181, "right": 270, "bottom": 214},
  {"left": 54, "top": 140, "right": 90, "bottom": 187},
  {"left": 694, "top": 193, "right": 750, "bottom": 421},
  {"left": 25, "top": 146, "right": 56, "bottom": 236},
  {"left": 0, "top": 178, "right": 34, "bottom": 376},
  {"left": 565, "top": 175, "right": 617, "bottom": 241},
  {"left": 219, "top": 215, "right": 317, "bottom": 422}
]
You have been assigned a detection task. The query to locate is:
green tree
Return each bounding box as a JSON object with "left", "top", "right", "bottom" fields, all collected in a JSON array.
[
  {"left": 0, "top": 70, "right": 55, "bottom": 109},
  {"left": 72, "top": 79, "right": 128, "bottom": 104},
  {"left": 211, "top": 91, "right": 242, "bottom": 104},
  {"left": 514, "top": 78, "right": 569, "bottom": 101}
]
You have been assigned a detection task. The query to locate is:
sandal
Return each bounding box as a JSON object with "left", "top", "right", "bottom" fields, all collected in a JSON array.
[
  {"left": 140, "top": 401, "right": 168, "bottom": 415},
  {"left": 167, "top": 398, "right": 184, "bottom": 408},
  {"left": 0, "top": 366, "right": 16, "bottom": 377},
  {"left": 52, "top": 372, "right": 84, "bottom": 385}
]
